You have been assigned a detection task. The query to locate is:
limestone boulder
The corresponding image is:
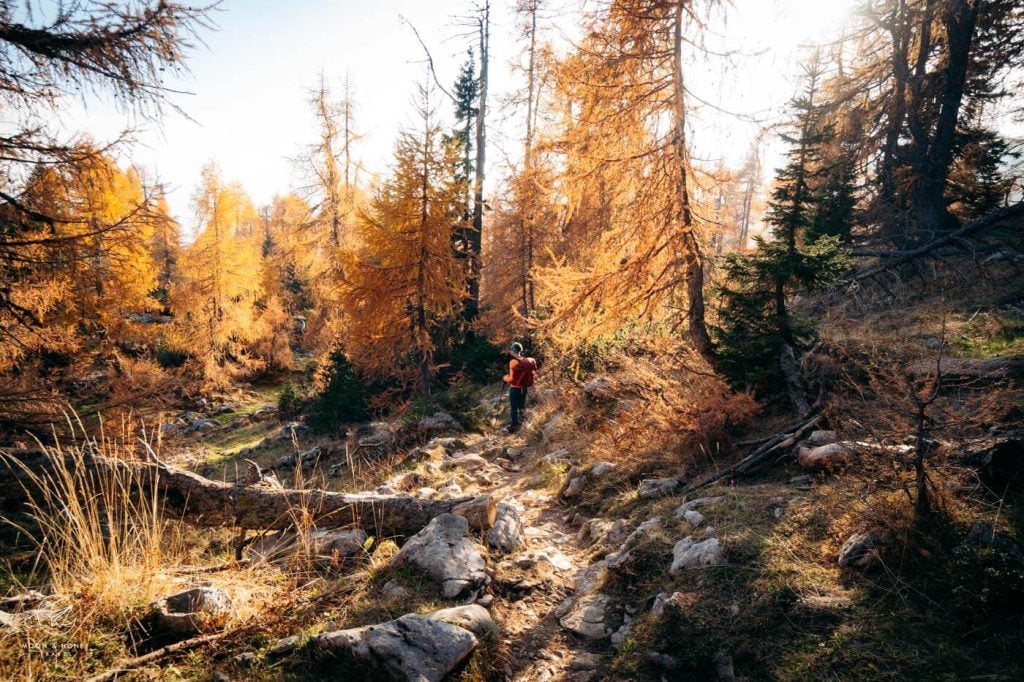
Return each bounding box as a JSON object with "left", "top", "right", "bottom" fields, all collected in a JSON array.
[{"left": 391, "top": 514, "right": 487, "bottom": 598}]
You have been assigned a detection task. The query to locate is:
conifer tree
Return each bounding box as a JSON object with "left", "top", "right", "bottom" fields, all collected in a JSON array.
[
  {"left": 173, "top": 162, "right": 265, "bottom": 381},
  {"left": 713, "top": 59, "right": 848, "bottom": 407},
  {"left": 343, "top": 81, "right": 467, "bottom": 395}
]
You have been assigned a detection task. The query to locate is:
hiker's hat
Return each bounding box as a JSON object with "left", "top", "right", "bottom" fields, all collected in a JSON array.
[{"left": 509, "top": 341, "right": 524, "bottom": 354}]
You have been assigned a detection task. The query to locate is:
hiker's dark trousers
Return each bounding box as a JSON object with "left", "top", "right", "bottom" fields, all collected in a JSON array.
[{"left": 509, "top": 386, "right": 528, "bottom": 428}]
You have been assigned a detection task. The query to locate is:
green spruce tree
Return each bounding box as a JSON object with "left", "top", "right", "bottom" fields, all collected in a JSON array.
[{"left": 713, "top": 57, "right": 849, "bottom": 403}]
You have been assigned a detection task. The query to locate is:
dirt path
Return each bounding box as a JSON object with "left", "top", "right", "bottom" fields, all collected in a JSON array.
[{"left": 470, "top": 429, "right": 606, "bottom": 682}]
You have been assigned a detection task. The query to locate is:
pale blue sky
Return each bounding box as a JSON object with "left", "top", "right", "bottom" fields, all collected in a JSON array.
[{"left": 60, "top": 0, "right": 874, "bottom": 234}]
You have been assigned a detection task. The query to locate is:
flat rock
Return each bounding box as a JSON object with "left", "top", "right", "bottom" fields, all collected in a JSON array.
[
  {"left": 418, "top": 412, "right": 462, "bottom": 435},
  {"left": 486, "top": 503, "right": 525, "bottom": 553},
  {"left": 797, "top": 443, "right": 851, "bottom": 471},
  {"left": 638, "top": 477, "right": 681, "bottom": 499},
  {"left": 391, "top": 514, "right": 486, "bottom": 598},
  {"left": 442, "top": 453, "right": 489, "bottom": 472},
  {"left": 807, "top": 430, "right": 839, "bottom": 446},
  {"left": 150, "top": 587, "right": 233, "bottom": 637},
  {"left": 669, "top": 537, "right": 726, "bottom": 573},
  {"left": 311, "top": 613, "right": 477, "bottom": 682},
  {"left": 675, "top": 496, "right": 726, "bottom": 515},
  {"left": 562, "top": 476, "right": 586, "bottom": 498},
  {"left": 427, "top": 604, "right": 499, "bottom": 641},
  {"left": 837, "top": 531, "right": 885, "bottom": 571}
]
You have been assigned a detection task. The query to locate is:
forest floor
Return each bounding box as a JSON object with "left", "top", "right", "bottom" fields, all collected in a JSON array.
[{"left": 2, "top": 274, "right": 1024, "bottom": 680}]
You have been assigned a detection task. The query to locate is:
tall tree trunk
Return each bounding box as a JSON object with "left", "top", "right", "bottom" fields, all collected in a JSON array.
[
  {"left": 909, "top": 0, "right": 980, "bottom": 236},
  {"left": 467, "top": 1, "right": 490, "bottom": 321},
  {"left": 672, "top": 1, "right": 713, "bottom": 361}
]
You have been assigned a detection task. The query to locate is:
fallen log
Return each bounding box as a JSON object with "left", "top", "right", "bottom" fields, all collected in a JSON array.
[{"left": 0, "top": 449, "right": 496, "bottom": 537}]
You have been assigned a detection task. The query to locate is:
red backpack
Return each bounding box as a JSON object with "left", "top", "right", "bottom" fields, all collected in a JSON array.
[{"left": 513, "top": 357, "right": 538, "bottom": 388}]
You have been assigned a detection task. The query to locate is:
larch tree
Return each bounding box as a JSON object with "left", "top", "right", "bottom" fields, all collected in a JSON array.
[
  {"left": 536, "top": 0, "right": 716, "bottom": 361},
  {"left": 173, "top": 162, "right": 265, "bottom": 382},
  {"left": 0, "top": 1, "right": 212, "bottom": 425},
  {"left": 343, "top": 81, "right": 467, "bottom": 395}
]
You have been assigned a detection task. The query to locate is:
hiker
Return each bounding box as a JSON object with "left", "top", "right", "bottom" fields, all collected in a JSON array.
[{"left": 503, "top": 341, "right": 536, "bottom": 433}]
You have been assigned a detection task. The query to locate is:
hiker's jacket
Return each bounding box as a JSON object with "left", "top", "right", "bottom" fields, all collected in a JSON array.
[{"left": 504, "top": 358, "right": 528, "bottom": 388}]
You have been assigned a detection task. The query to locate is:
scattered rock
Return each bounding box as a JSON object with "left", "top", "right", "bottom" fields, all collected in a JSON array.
[
  {"left": 418, "top": 411, "right": 462, "bottom": 436},
  {"left": 187, "top": 418, "right": 219, "bottom": 433},
  {"left": 542, "top": 412, "right": 563, "bottom": 442},
  {"left": 966, "top": 521, "right": 1024, "bottom": 561},
  {"left": 590, "top": 461, "right": 616, "bottom": 477},
  {"left": 562, "top": 476, "right": 586, "bottom": 498},
  {"left": 648, "top": 652, "right": 681, "bottom": 670},
  {"left": 582, "top": 377, "right": 614, "bottom": 405},
  {"left": 486, "top": 503, "right": 525, "bottom": 553},
  {"left": 651, "top": 592, "right": 671, "bottom": 615},
  {"left": 638, "top": 476, "right": 681, "bottom": 499},
  {"left": 310, "top": 614, "right": 477, "bottom": 682},
  {"left": 837, "top": 531, "right": 886, "bottom": 571},
  {"left": 790, "top": 475, "right": 813, "bottom": 489},
  {"left": 610, "top": 621, "right": 631, "bottom": 648},
  {"left": 280, "top": 422, "right": 309, "bottom": 440},
  {"left": 390, "top": 514, "right": 487, "bottom": 598},
  {"left": 357, "top": 422, "right": 397, "bottom": 449},
  {"left": 963, "top": 433, "right": 1024, "bottom": 489},
  {"left": 807, "top": 430, "right": 839, "bottom": 446},
  {"left": 544, "top": 448, "right": 571, "bottom": 464},
  {"left": 149, "top": 587, "right": 233, "bottom": 637},
  {"left": 715, "top": 650, "right": 736, "bottom": 681},
  {"left": 249, "top": 406, "right": 278, "bottom": 422},
  {"left": 381, "top": 581, "right": 411, "bottom": 600},
  {"left": 269, "top": 635, "right": 299, "bottom": 657},
  {"left": 232, "top": 651, "right": 258, "bottom": 666},
  {"left": 682, "top": 509, "right": 705, "bottom": 527},
  {"left": 670, "top": 537, "right": 726, "bottom": 573},
  {"left": 606, "top": 517, "right": 662, "bottom": 570},
  {"left": 559, "top": 561, "right": 617, "bottom": 640},
  {"left": 475, "top": 594, "right": 494, "bottom": 607},
  {"left": 316, "top": 528, "right": 368, "bottom": 559},
  {"left": 427, "top": 604, "right": 499, "bottom": 641},
  {"left": 569, "top": 652, "right": 603, "bottom": 670},
  {"left": 676, "top": 496, "right": 725, "bottom": 514},
  {"left": 797, "top": 442, "right": 851, "bottom": 471},
  {"left": 442, "top": 453, "right": 490, "bottom": 472}
]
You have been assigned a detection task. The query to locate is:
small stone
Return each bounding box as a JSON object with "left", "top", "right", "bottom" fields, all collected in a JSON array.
[
  {"left": 797, "top": 443, "right": 851, "bottom": 471},
  {"left": 213, "top": 672, "right": 230, "bottom": 682},
  {"left": 683, "top": 510, "right": 705, "bottom": 527},
  {"left": 569, "top": 652, "right": 603, "bottom": 670},
  {"left": 232, "top": 652, "right": 257, "bottom": 666},
  {"left": 590, "top": 461, "right": 616, "bottom": 477},
  {"left": 475, "top": 594, "right": 494, "bottom": 607},
  {"left": 563, "top": 476, "right": 586, "bottom": 498},
  {"left": 807, "top": 430, "right": 839, "bottom": 446},
  {"left": 837, "top": 531, "right": 885, "bottom": 571},
  {"left": 381, "top": 580, "right": 411, "bottom": 600},
  {"left": 651, "top": 592, "right": 671, "bottom": 615},
  {"left": 486, "top": 503, "right": 526, "bottom": 553},
  {"left": 638, "top": 476, "right": 681, "bottom": 499},
  {"left": 269, "top": 635, "right": 299, "bottom": 657},
  {"left": 648, "top": 652, "right": 681, "bottom": 670},
  {"left": 428, "top": 604, "right": 499, "bottom": 641},
  {"left": 670, "top": 537, "right": 726, "bottom": 573}
]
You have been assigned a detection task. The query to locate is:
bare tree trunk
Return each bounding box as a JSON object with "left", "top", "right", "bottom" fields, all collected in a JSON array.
[
  {"left": 672, "top": 1, "right": 714, "bottom": 362},
  {"left": 0, "top": 451, "right": 497, "bottom": 535},
  {"left": 467, "top": 1, "right": 490, "bottom": 321}
]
